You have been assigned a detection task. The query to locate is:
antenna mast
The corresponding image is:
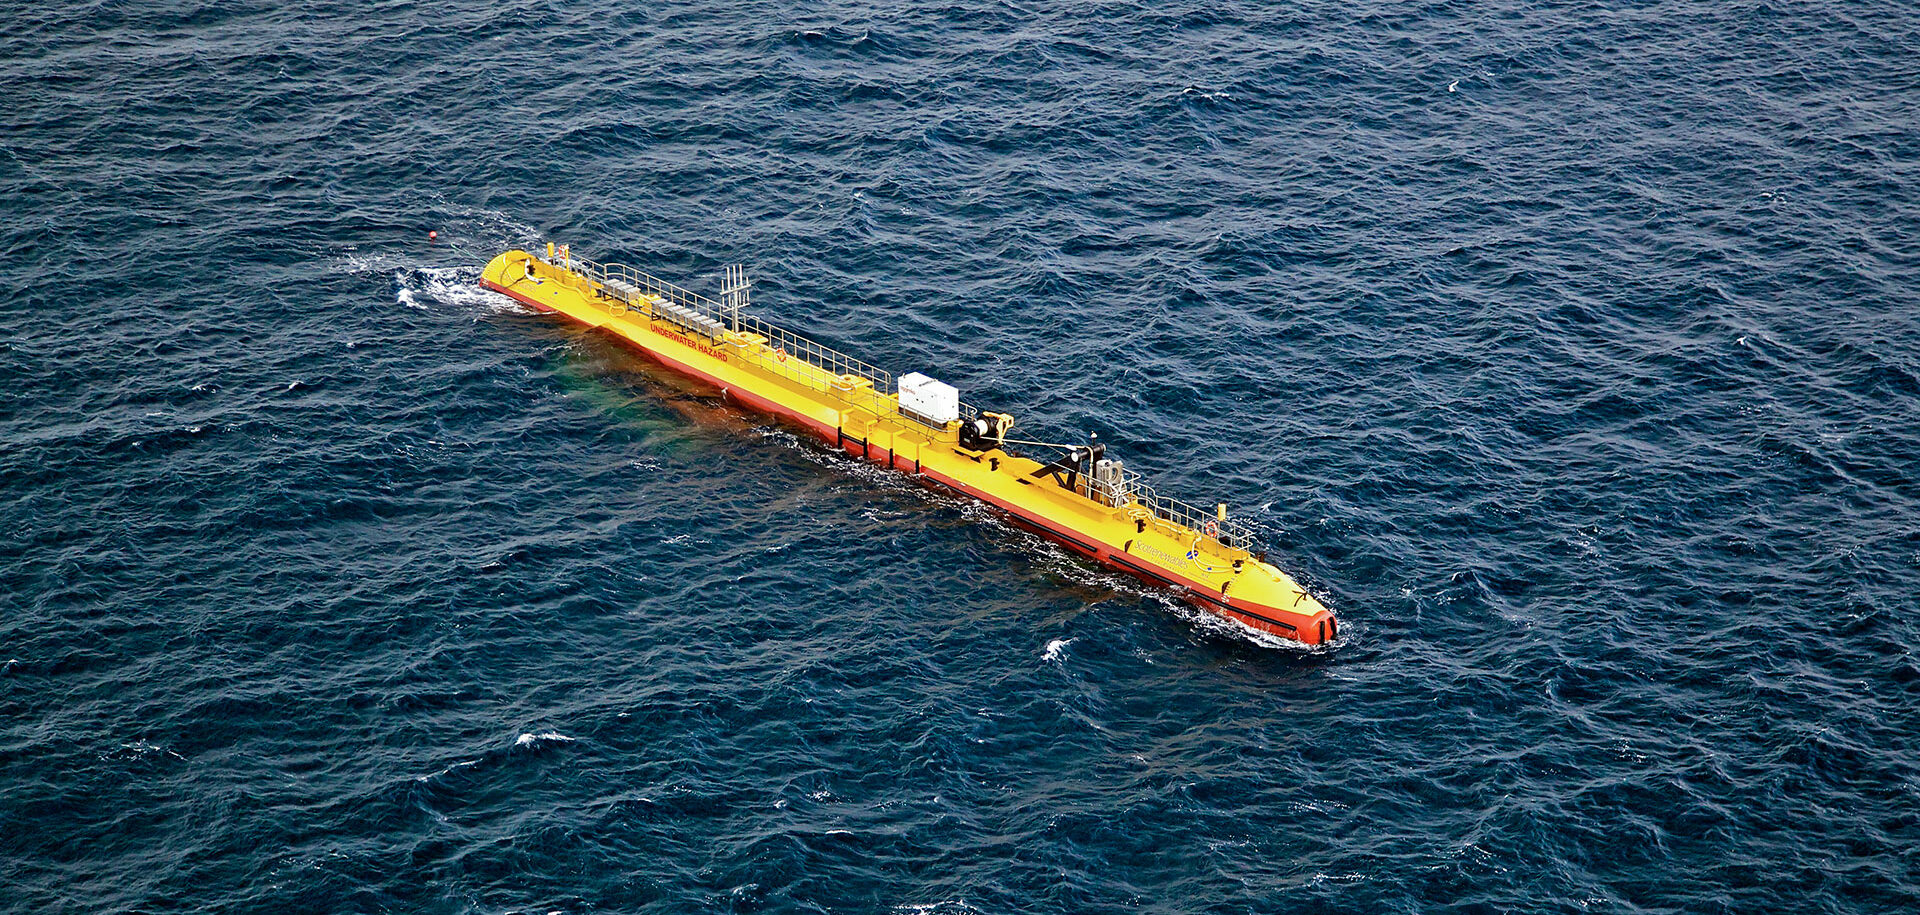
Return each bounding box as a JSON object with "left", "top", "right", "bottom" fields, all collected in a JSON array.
[{"left": 720, "top": 264, "right": 751, "bottom": 332}]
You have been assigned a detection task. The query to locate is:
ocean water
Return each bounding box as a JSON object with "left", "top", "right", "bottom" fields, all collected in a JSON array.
[{"left": 4, "top": 1, "right": 1918, "bottom": 911}]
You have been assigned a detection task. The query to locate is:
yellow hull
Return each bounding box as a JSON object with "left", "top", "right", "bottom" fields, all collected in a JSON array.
[{"left": 481, "top": 248, "right": 1336, "bottom": 645}]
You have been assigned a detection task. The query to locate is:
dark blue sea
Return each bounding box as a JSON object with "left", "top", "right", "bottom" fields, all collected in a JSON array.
[{"left": 5, "top": 1, "right": 1918, "bottom": 911}]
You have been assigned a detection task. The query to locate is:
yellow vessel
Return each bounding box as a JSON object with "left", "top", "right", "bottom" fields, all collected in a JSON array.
[{"left": 481, "top": 244, "right": 1337, "bottom": 646}]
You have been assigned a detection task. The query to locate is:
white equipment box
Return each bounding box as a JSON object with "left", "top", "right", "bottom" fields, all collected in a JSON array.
[{"left": 897, "top": 372, "right": 959, "bottom": 425}]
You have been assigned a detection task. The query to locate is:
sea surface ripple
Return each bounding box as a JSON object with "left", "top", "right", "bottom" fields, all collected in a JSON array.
[{"left": 4, "top": 1, "right": 1918, "bottom": 912}]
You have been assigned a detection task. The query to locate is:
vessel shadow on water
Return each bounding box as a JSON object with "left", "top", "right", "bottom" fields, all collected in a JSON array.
[{"left": 481, "top": 244, "right": 1336, "bottom": 645}]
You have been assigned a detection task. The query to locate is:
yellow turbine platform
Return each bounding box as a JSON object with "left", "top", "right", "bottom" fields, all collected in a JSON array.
[{"left": 481, "top": 245, "right": 1336, "bottom": 646}]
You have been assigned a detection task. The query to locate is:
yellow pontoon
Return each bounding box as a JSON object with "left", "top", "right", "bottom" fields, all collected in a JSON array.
[{"left": 481, "top": 244, "right": 1336, "bottom": 645}]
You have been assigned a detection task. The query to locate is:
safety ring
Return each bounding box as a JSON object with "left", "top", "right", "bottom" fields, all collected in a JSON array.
[
  {"left": 775, "top": 347, "right": 788, "bottom": 363},
  {"left": 1202, "top": 519, "right": 1220, "bottom": 538}
]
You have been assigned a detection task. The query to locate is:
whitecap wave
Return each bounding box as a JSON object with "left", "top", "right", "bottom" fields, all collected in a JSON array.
[
  {"left": 414, "top": 758, "right": 481, "bottom": 783},
  {"left": 514, "top": 731, "right": 577, "bottom": 748}
]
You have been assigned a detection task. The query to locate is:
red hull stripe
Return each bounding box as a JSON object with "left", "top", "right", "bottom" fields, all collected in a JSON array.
[{"left": 1004, "top": 512, "right": 1104, "bottom": 556}]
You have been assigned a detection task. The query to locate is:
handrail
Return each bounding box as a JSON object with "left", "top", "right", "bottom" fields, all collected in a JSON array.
[
  {"left": 1084, "top": 469, "right": 1260, "bottom": 552},
  {"left": 538, "top": 246, "right": 1262, "bottom": 552}
]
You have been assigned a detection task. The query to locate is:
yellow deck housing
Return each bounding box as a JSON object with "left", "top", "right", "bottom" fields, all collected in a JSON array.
[{"left": 481, "top": 246, "right": 1336, "bottom": 645}]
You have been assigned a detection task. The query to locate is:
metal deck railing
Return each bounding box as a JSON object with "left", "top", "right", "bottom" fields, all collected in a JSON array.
[
  {"left": 543, "top": 248, "right": 901, "bottom": 416},
  {"left": 537, "top": 246, "right": 1260, "bottom": 552},
  {"left": 1083, "top": 468, "right": 1260, "bottom": 552}
]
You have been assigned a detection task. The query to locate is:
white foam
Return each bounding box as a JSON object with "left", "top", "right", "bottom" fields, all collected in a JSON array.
[
  {"left": 1172, "top": 599, "right": 1334, "bottom": 651},
  {"left": 112, "top": 740, "right": 184, "bottom": 761},
  {"left": 339, "top": 251, "right": 409, "bottom": 275},
  {"left": 1042, "top": 638, "right": 1072, "bottom": 661},
  {"left": 398, "top": 265, "right": 529, "bottom": 315},
  {"left": 894, "top": 902, "right": 981, "bottom": 915},
  {"left": 515, "top": 731, "right": 577, "bottom": 748}
]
